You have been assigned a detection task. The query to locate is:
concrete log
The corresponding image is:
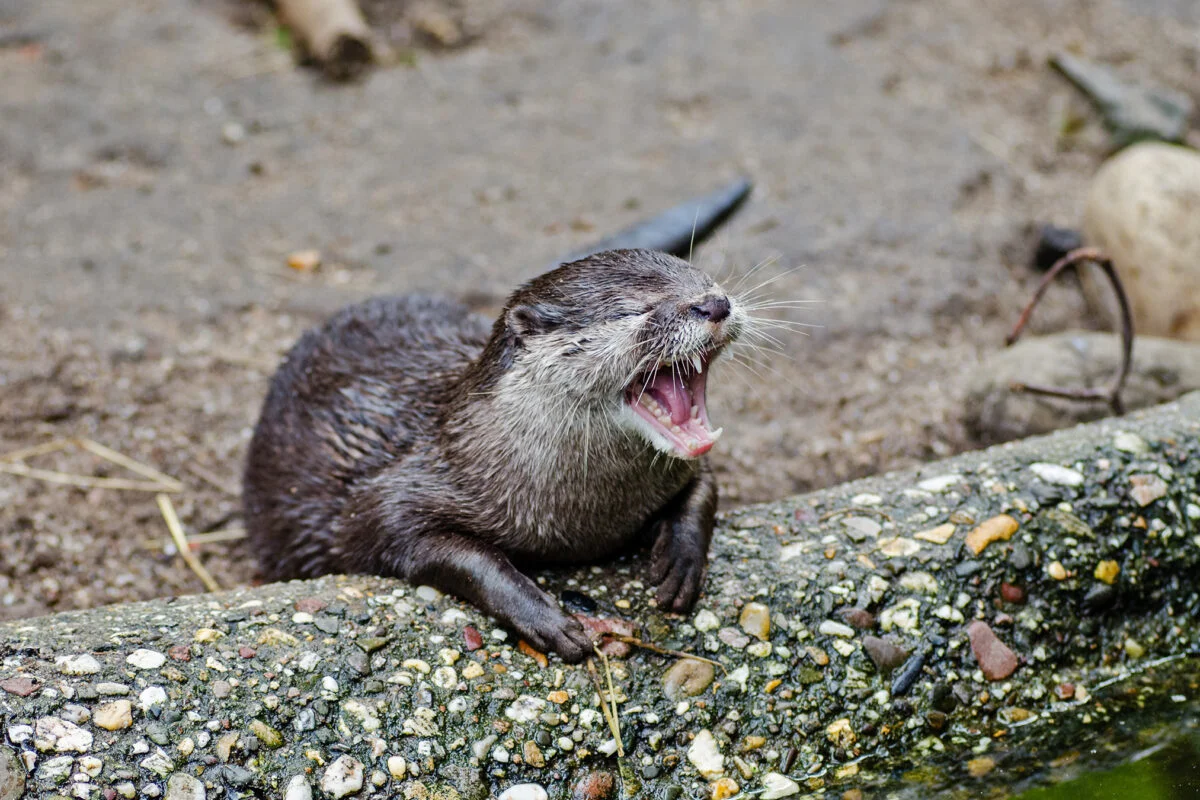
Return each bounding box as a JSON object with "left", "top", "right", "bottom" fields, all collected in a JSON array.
[{"left": 2, "top": 394, "right": 1199, "bottom": 799}]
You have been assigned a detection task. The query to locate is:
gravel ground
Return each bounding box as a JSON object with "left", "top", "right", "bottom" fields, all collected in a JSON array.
[{"left": 1, "top": 0, "right": 1198, "bottom": 620}]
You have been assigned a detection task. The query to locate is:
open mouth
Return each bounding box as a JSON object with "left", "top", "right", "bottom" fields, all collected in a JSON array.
[{"left": 625, "top": 350, "right": 723, "bottom": 459}]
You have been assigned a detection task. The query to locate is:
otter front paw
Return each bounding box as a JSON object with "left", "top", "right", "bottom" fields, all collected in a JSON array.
[
  {"left": 649, "top": 521, "right": 709, "bottom": 613},
  {"left": 514, "top": 597, "right": 595, "bottom": 664}
]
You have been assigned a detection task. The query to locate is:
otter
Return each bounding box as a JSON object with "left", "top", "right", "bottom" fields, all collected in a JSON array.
[{"left": 244, "top": 185, "right": 752, "bottom": 663}]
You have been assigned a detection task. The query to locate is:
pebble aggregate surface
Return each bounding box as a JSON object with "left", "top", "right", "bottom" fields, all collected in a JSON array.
[{"left": 0, "top": 396, "right": 1198, "bottom": 799}]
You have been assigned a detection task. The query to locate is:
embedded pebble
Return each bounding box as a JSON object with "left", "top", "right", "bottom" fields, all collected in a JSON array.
[
  {"left": 96, "top": 682, "right": 130, "bottom": 696},
  {"left": 1124, "top": 639, "right": 1146, "bottom": 659},
  {"left": 321, "top": 755, "right": 364, "bottom": 799},
  {"left": 712, "top": 777, "right": 740, "bottom": 799},
  {"left": 386, "top": 756, "right": 407, "bottom": 779},
  {"left": 967, "top": 621, "right": 1019, "bottom": 681},
  {"left": 1094, "top": 560, "right": 1120, "bottom": 585},
  {"left": 738, "top": 603, "right": 771, "bottom": 641},
  {"left": 571, "top": 770, "right": 616, "bottom": 800},
  {"left": 57, "top": 654, "right": 102, "bottom": 675},
  {"left": 818, "top": 620, "right": 854, "bottom": 638},
  {"left": 918, "top": 474, "right": 962, "bottom": 492},
  {"left": 164, "top": 774, "right": 205, "bottom": 800},
  {"left": 899, "top": 571, "right": 938, "bottom": 594},
  {"left": 94, "top": 700, "right": 133, "bottom": 731},
  {"left": 284, "top": 775, "right": 313, "bottom": 800},
  {"left": 967, "top": 757, "right": 996, "bottom": 778},
  {"left": 694, "top": 609, "right": 721, "bottom": 632},
  {"left": 139, "top": 687, "right": 168, "bottom": 712},
  {"left": 837, "top": 607, "right": 875, "bottom": 629},
  {"left": 126, "top": 649, "right": 167, "bottom": 670},
  {"left": 498, "top": 784, "right": 549, "bottom": 800},
  {"left": 862, "top": 636, "right": 909, "bottom": 674},
  {"left": 1048, "top": 561, "right": 1069, "bottom": 580},
  {"left": 662, "top": 659, "right": 716, "bottom": 701},
  {"left": 719, "top": 628, "right": 751, "bottom": 649},
  {"left": 34, "top": 717, "right": 93, "bottom": 752},
  {"left": 251, "top": 720, "right": 284, "bottom": 748},
  {"left": 687, "top": 729, "right": 724, "bottom": 779},
  {"left": 462, "top": 662, "right": 485, "bottom": 680},
  {"left": 877, "top": 536, "right": 921, "bottom": 558},
  {"left": 1130, "top": 474, "right": 1168, "bottom": 506},
  {"left": 523, "top": 741, "right": 545, "bottom": 768},
  {"left": 505, "top": 695, "right": 547, "bottom": 723},
  {"left": 760, "top": 772, "right": 801, "bottom": 799},
  {"left": 965, "top": 514, "right": 1019, "bottom": 555},
  {"left": 825, "top": 718, "right": 856, "bottom": 747},
  {"left": 1113, "top": 432, "right": 1149, "bottom": 454},
  {"left": 1029, "top": 463, "right": 1084, "bottom": 487},
  {"left": 0, "top": 677, "right": 37, "bottom": 697},
  {"left": 914, "top": 523, "right": 956, "bottom": 544},
  {"left": 463, "top": 627, "right": 484, "bottom": 651},
  {"left": 415, "top": 585, "right": 443, "bottom": 602},
  {"left": 841, "top": 516, "right": 882, "bottom": 540}
]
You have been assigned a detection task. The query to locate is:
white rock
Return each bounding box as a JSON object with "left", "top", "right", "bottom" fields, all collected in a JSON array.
[
  {"left": 78, "top": 755, "right": 103, "bottom": 778},
  {"left": 761, "top": 772, "right": 801, "bottom": 799},
  {"left": 164, "top": 774, "right": 206, "bottom": 800},
  {"left": 850, "top": 492, "right": 882, "bottom": 506},
  {"left": 917, "top": 474, "right": 962, "bottom": 493},
  {"left": 497, "top": 784, "right": 549, "bottom": 800},
  {"left": 415, "top": 585, "right": 443, "bottom": 602},
  {"left": 139, "top": 687, "right": 168, "bottom": 712},
  {"left": 1113, "top": 432, "right": 1150, "bottom": 455},
  {"left": 38, "top": 755, "right": 75, "bottom": 780},
  {"left": 504, "top": 695, "right": 546, "bottom": 723},
  {"left": 687, "top": 728, "right": 724, "bottom": 779},
  {"left": 818, "top": 621, "right": 855, "bottom": 638},
  {"left": 321, "top": 755, "right": 364, "bottom": 799},
  {"left": 693, "top": 609, "right": 721, "bottom": 631},
  {"left": 126, "top": 649, "right": 167, "bottom": 670},
  {"left": 96, "top": 683, "right": 130, "bottom": 696},
  {"left": 34, "top": 717, "right": 93, "bottom": 753},
  {"left": 386, "top": 756, "right": 407, "bottom": 779},
  {"left": 6, "top": 724, "right": 33, "bottom": 745},
  {"left": 284, "top": 775, "right": 313, "bottom": 800},
  {"left": 1083, "top": 142, "right": 1200, "bottom": 341},
  {"left": 139, "top": 749, "right": 174, "bottom": 777},
  {"left": 56, "top": 654, "right": 102, "bottom": 675},
  {"left": 1029, "top": 463, "right": 1085, "bottom": 487},
  {"left": 841, "top": 516, "right": 882, "bottom": 540}
]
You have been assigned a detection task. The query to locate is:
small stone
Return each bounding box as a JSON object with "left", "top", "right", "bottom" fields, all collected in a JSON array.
[
  {"left": 321, "top": 755, "right": 364, "bottom": 799},
  {"left": 570, "top": 771, "right": 616, "bottom": 800},
  {"left": 463, "top": 627, "right": 484, "bottom": 651},
  {"left": 504, "top": 695, "right": 547, "bottom": 723},
  {"left": 34, "top": 717, "right": 93, "bottom": 752},
  {"left": 221, "top": 121, "right": 246, "bottom": 145},
  {"left": 96, "top": 682, "right": 130, "bottom": 695},
  {"left": 1000, "top": 583, "right": 1025, "bottom": 604},
  {"left": 547, "top": 690, "right": 569, "bottom": 704},
  {"left": 965, "top": 514, "right": 1020, "bottom": 555},
  {"left": 837, "top": 607, "right": 875, "bottom": 629},
  {"left": 499, "top": 785, "right": 549, "bottom": 800},
  {"left": 1124, "top": 639, "right": 1146, "bottom": 659},
  {"left": 1048, "top": 561, "right": 1069, "bottom": 581},
  {"left": 0, "top": 677, "right": 37, "bottom": 697},
  {"left": 1054, "top": 683, "right": 1076, "bottom": 700},
  {"left": 211, "top": 680, "right": 233, "bottom": 699},
  {"left": 1, "top": 747, "right": 25, "bottom": 800},
  {"left": 914, "top": 523, "right": 956, "bottom": 544},
  {"left": 126, "top": 649, "right": 166, "bottom": 670},
  {"left": 967, "top": 621, "right": 1019, "bottom": 681},
  {"left": 1034, "top": 224, "right": 1084, "bottom": 272},
  {"left": 138, "top": 749, "right": 174, "bottom": 777},
  {"left": 687, "top": 729, "right": 724, "bottom": 780},
  {"left": 861, "top": 636, "right": 909, "bottom": 675},
  {"left": 694, "top": 609, "right": 721, "bottom": 632},
  {"left": 738, "top": 602, "right": 771, "bottom": 641},
  {"left": 168, "top": 645, "right": 191, "bottom": 661},
  {"left": 462, "top": 662, "right": 484, "bottom": 680},
  {"left": 805, "top": 646, "right": 829, "bottom": 667},
  {"left": 1030, "top": 463, "right": 1085, "bottom": 487},
  {"left": 522, "top": 741, "right": 545, "bottom": 768},
  {"left": 877, "top": 537, "right": 921, "bottom": 558},
  {"left": 760, "top": 773, "right": 801, "bottom": 799},
  {"left": 194, "top": 629, "right": 223, "bottom": 643},
  {"left": 967, "top": 757, "right": 996, "bottom": 778},
  {"left": 386, "top": 756, "right": 407, "bottom": 780},
  {"left": 216, "top": 731, "right": 238, "bottom": 762},
  {"left": 917, "top": 474, "right": 962, "bottom": 493},
  {"left": 138, "top": 686, "right": 168, "bottom": 712},
  {"left": 415, "top": 585, "right": 443, "bottom": 602},
  {"left": 841, "top": 516, "right": 882, "bottom": 540},
  {"left": 287, "top": 250, "right": 321, "bottom": 273},
  {"left": 1094, "top": 560, "right": 1120, "bottom": 585},
  {"left": 825, "top": 718, "right": 855, "bottom": 748},
  {"left": 251, "top": 720, "right": 283, "bottom": 748},
  {"left": 177, "top": 737, "right": 195, "bottom": 757},
  {"left": 57, "top": 654, "right": 102, "bottom": 675},
  {"left": 1113, "top": 432, "right": 1149, "bottom": 454},
  {"left": 711, "top": 778, "right": 740, "bottom": 800},
  {"left": 1130, "top": 474, "right": 1168, "bottom": 506},
  {"left": 164, "top": 774, "right": 205, "bottom": 800},
  {"left": 662, "top": 659, "right": 716, "bottom": 701},
  {"left": 818, "top": 621, "right": 855, "bottom": 638},
  {"left": 94, "top": 700, "right": 133, "bottom": 731},
  {"left": 284, "top": 775, "right": 313, "bottom": 800},
  {"left": 719, "top": 627, "right": 751, "bottom": 649}
]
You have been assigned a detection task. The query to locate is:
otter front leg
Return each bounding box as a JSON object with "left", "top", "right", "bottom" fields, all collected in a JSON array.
[
  {"left": 649, "top": 459, "right": 718, "bottom": 612},
  {"left": 400, "top": 532, "right": 595, "bottom": 663}
]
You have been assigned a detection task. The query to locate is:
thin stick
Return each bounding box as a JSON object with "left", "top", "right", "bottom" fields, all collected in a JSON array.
[
  {"left": 0, "top": 462, "right": 179, "bottom": 492},
  {"left": 605, "top": 634, "right": 727, "bottom": 675},
  {"left": 1006, "top": 247, "right": 1134, "bottom": 415},
  {"left": 587, "top": 654, "right": 625, "bottom": 757},
  {"left": 156, "top": 494, "right": 222, "bottom": 593},
  {"left": 185, "top": 463, "right": 241, "bottom": 497},
  {"left": 0, "top": 439, "right": 73, "bottom": 463},
  {"left": 77, "top": 439, "right": 184, "bottom": 491}
]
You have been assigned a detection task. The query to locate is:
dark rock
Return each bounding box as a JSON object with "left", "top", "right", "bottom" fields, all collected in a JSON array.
[
  {"left": 930, "top": 683, "right": 958, "bottom": 713},
  {"left": 890, "top": 650, "right": 927, "bottom": 697},
  {"left": 1034, "top": 224, "right": 1084, "bottom": 272},
  {"left": 862, "top": 636, "right": 908, "bottom": 674},
  {"left": 967, "top": 621, "right": 1019, "bottom": 681},
  {"left": 1009, "top": 543, "right": 1033, "bottom": 571},
  {"left": 561, "top": 590, "right": 598, "bottom": 614},
  {"left": 925, "top": 710, "right": 947, "bottom": 730},
  {"left": 313, "top": 615, "right": 340, "bottom": 635},
  {"left": 1082, "top": 583, "right": 1119, "bottom": 614},
  {"left": 954, "top": 560, "right": 983, "bottom": 578},
  {"left": 837, "top": 607, "right": 875, "bottom": 630},
  {"left": 1000, "top": 583, "right": 1025, "bottom": 604},
  {"left": 346, "top": 650, "right": 371, "bottom": 676}
]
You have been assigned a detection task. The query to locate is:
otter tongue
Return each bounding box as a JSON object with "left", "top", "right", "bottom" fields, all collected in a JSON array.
[{"left": 647, "top": 368, "right": 698, "bottom": 426}]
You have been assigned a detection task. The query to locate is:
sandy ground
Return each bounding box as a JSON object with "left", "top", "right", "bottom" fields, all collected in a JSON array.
[{"left": 1, "top": 0, "right": 1197, "bottom": 620}]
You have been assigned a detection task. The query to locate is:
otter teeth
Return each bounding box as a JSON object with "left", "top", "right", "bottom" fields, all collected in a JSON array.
[
  {"left": 690, "top": 405, "right": 699, "bottom": 419},
  {"left": 689, "top": 353, "right": 703, "bottom": 374}
]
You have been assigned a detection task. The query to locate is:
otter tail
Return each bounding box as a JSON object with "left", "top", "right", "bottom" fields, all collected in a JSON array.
[{"left": 561, "top": 178, "right": 752, "bottom": 264}]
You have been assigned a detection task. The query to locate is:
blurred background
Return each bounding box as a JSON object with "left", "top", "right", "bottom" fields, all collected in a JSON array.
[{"left": 0, "top": 0, "right": 1197, "bottom": 623}]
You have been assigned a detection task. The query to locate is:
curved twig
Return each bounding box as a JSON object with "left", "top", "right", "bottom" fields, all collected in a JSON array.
[{"left": 1006, "top": 247, "right": 1134, "bottom": 415}]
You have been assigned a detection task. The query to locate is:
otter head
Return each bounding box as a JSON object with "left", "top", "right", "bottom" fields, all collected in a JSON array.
[{"left": 498, "top": 249, "right": 744, "bottom": 460}]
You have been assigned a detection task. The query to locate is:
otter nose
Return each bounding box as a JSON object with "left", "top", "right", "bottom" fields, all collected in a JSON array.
[{"left": 690, "top": 295, "right": 731, "bottom": 323}]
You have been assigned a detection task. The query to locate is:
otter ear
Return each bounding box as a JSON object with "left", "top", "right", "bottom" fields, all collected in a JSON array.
[{"left": 506, "top": 303, "right": 559, "bottom": 340}]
